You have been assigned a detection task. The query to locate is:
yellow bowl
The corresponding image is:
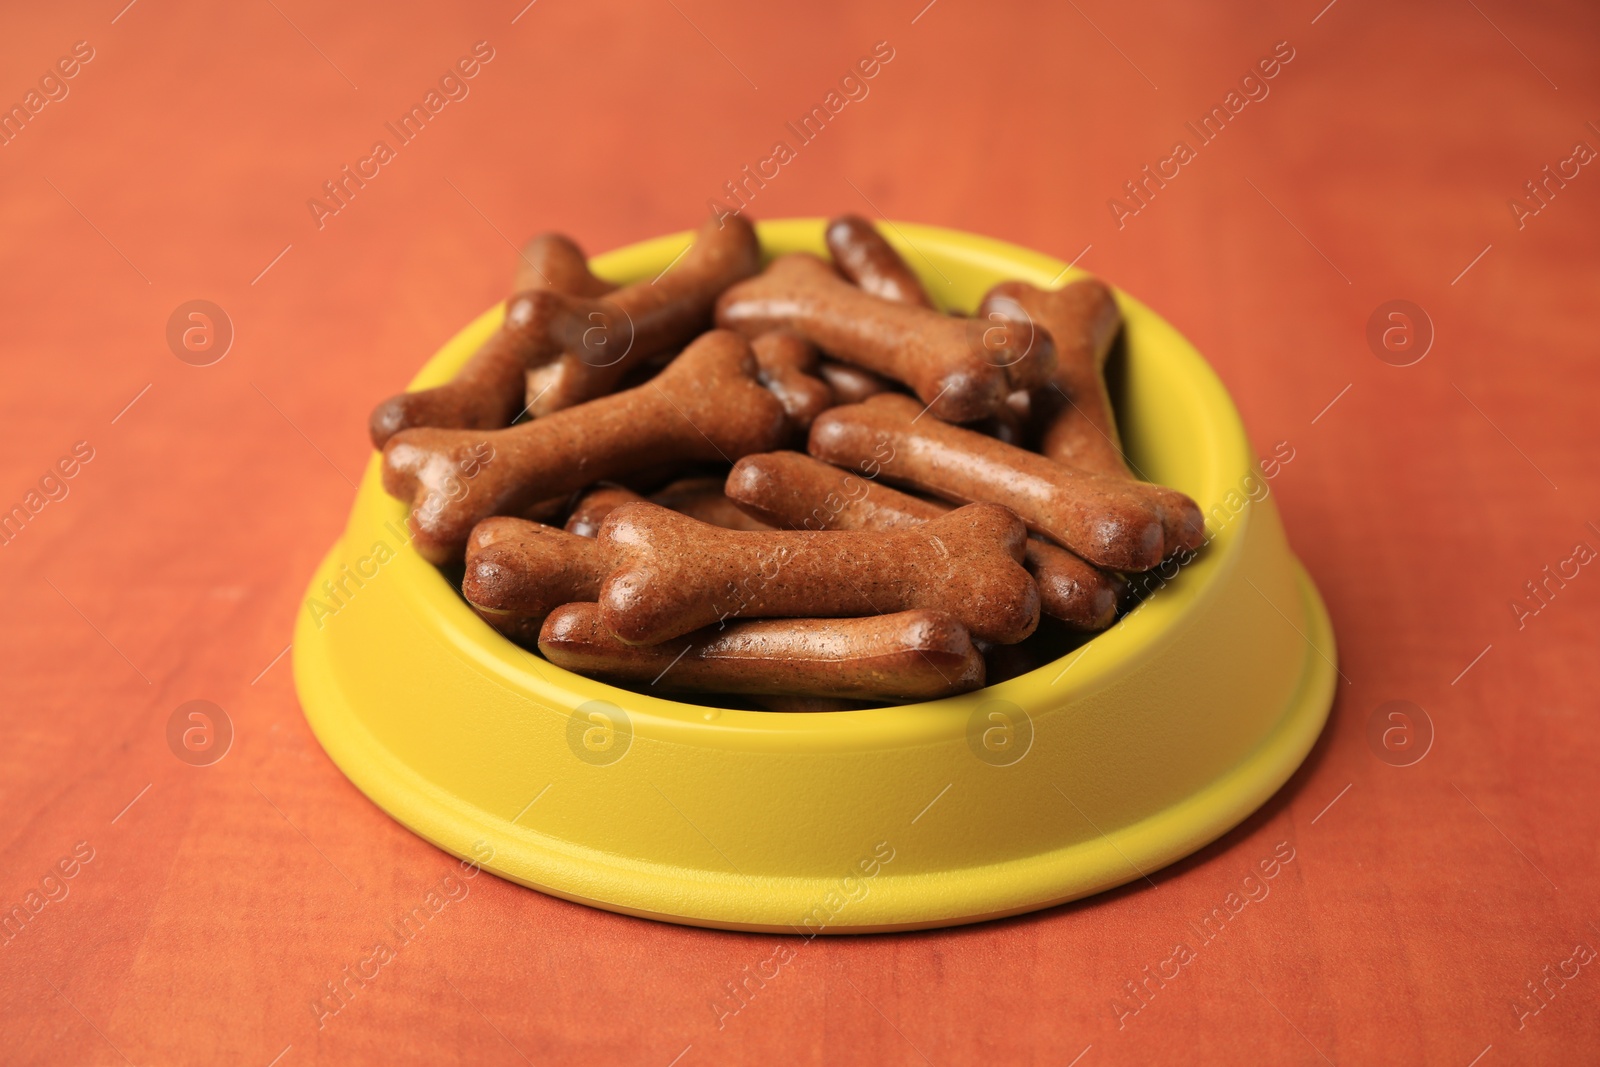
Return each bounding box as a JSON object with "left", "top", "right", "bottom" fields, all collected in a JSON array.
[{"left": 293, "top": 219, "right": 1336, "bottom": 933}]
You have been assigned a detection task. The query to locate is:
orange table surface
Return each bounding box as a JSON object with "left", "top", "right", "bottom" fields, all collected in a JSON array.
[{"left": 2, "top": 2, "right": 1597, "bottom": 1064}]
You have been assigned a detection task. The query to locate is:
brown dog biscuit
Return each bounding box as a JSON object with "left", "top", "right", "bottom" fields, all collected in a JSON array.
[
  {"left": 715, "top": 253, "right": 1054, "bottom": 422},
  {"left": 818, "top": 360, "right": 895, "bottom": 404},
  {"left": 524, "top": 214, "right": 762, "bottom": 417},
  {"left": 808, "top": 394, "right": 1203, "bottom": 571},
  {"left": 514, "top": 233, "right": 618, "bottom": 413},
  {"left": 367, "top": 322, "right": 532, "bottom": 450},
  {"left": 824, "top": 215, "right": 934, "bottom": 308},
  {"left": 982, "top": 279, "right": 1199, "bottom": 551},
  {"left": 726, "top": 451, "right": 1122, "bottom": 630},
  {"left": 1021, "top": 538, "right": 1125, "bottom": 631},
  {"left": 368, "top": 234, "right": 615, "bottom": 450},
  {"left": 472, "top": 477, "right": 768, "bottom": 642},
  {"left": 383, "top": 330, "right": 788, "bottom": 564},
  {"left": 651, "top": 476, "right": 774, "bottom": 532},
  {"left": 564, "top": 484, "right": 646, "bottom": 538},
  {"left": 462, "top": 517, "right": 605, "bottom": 645},
  {"left": 596, "top": 500, "right": 1038, "bottom": 645},
  {"left": 540, "top": 603, "right": 984, "bottom": 701},
  {"left": 726, "top": 449, "right": 944, "bottom": 531},
  {"left": 369, "top": 215, "right": 760, "bottom": 449},
  {"left": 981, "top": 279, "right": 1123, "bottom": 475},
  {"left": 512, "top": 232, "right": 616, "bottom": 298},
  {"left": 750, "top": 332, "right": 835, "bottom": 434}
]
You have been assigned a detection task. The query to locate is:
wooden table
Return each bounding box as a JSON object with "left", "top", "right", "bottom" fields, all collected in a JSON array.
[{"left": 2, "top": 1, "right": 1595, "bottom": 1063}]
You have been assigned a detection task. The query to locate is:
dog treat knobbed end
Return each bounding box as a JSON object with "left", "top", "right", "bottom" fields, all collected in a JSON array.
[
  {"left": 751, "top": 331, "right": 834, "bottom": 434},
  {"left": 461, "top": 517, "right": 606, "bottom": 635},
  {"left": 723, "top": 455, "right": 782, "bottom": 521},
  {"left": 380, "top": 330, "right": 787, "bottom": 565},
  {"left": 512, "top": 232, "right": 615, "bottom": 298},
  {"left": 366, "top": 326, "right": 529, "bottom": 450},
  {"left": 368, "top": 397, "right": 411, "bottom": 451},
  {"left": 1162, "top": 491, "right": 1208, "bottom": 555},
  {"left": 824, "top": 214, "right": 935, "bottom": 309},
  {"left": 538, "top": 601, "right": 593, "bottom": 646},
  {"left": 460, "top": 553, "right": 518, "bottom": 613}
]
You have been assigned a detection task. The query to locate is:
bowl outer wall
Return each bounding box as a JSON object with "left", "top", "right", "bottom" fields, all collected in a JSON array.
[{"left": 292, "top": 219, "right": 1338, "bottom": 932}]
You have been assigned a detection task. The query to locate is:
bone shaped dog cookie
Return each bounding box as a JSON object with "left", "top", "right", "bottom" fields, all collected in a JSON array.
[
  {"left": 461, "top": 517, "right": 605, "bottom": 645},
  {"left": 980, "top": 279, "right": 1124, "bottom": 476},
  {"left": 540, "top": 603, "right": 985, "bottom": 702},
  {"left": 808, "top": 394, "right": 1204, "bottom": 572},
  {"left": 383, "top": 329, "right": 788, "bottom": 563},
  {"left": 513, "top": 232, "right": 615, "bottom": 298},
  {"left": 368, "top": 215, "right": 760, "bottom": 448},
  {"left": 726, "top": 451, "right": 1124, "bottom": 630},
  {"left": 367, "top": 233, "right": 614, "bottom": 449},
  {"left": 821, "top": 230, "right": 1037, "bottom": 444},
  {"left": 824, "top": 215, "right": 934, "bottom": 308},
  {"left": 514, "top": 232, "right": 617, "bottom": 412},
  {"left": 471, "top": 478, "right": 770, "bottom": 645},
  {"left": 523, "top": 214, "right": 762, "bottom": 417},
  {"left": 715, "top": 253, "right": 1055, "bottom": 422},
  {"left": 469, "top": 475, "right": 775, "bottom": 640},
  {"left": 596, "top": 500, "right": 1039, "bottom": 645},
  {"left": 367, "top": 306, "right": 538, "bottom": 451},
  {"left": 751, "top": 331, "right": 835, "bottom": 436},
  {"left": 981, "top": 279, "right": 1203, "bottom": 552}
]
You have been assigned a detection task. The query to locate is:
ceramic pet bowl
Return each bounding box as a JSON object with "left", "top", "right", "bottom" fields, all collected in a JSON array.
[{"left": 293, "top": 219, "right": 1337, "bottom": 932}]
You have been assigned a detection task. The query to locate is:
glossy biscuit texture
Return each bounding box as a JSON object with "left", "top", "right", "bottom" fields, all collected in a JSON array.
[{"left": 564, "top": 484, "right": 646, "bottom": 538}]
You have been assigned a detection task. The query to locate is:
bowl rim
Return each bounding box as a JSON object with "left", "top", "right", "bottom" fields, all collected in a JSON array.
[{"left": 367, "top": 217, "right": 1257, "bottom": 751}]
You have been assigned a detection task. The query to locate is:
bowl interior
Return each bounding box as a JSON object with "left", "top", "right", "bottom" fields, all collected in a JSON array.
[{"left": 376, "top": 217, "right": 1255, "bottom": 748}]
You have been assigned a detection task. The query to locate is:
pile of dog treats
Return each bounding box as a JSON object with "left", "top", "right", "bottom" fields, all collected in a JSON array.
[{"left": 371, "top": 214, "right": 1203, "bottom": 709}]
